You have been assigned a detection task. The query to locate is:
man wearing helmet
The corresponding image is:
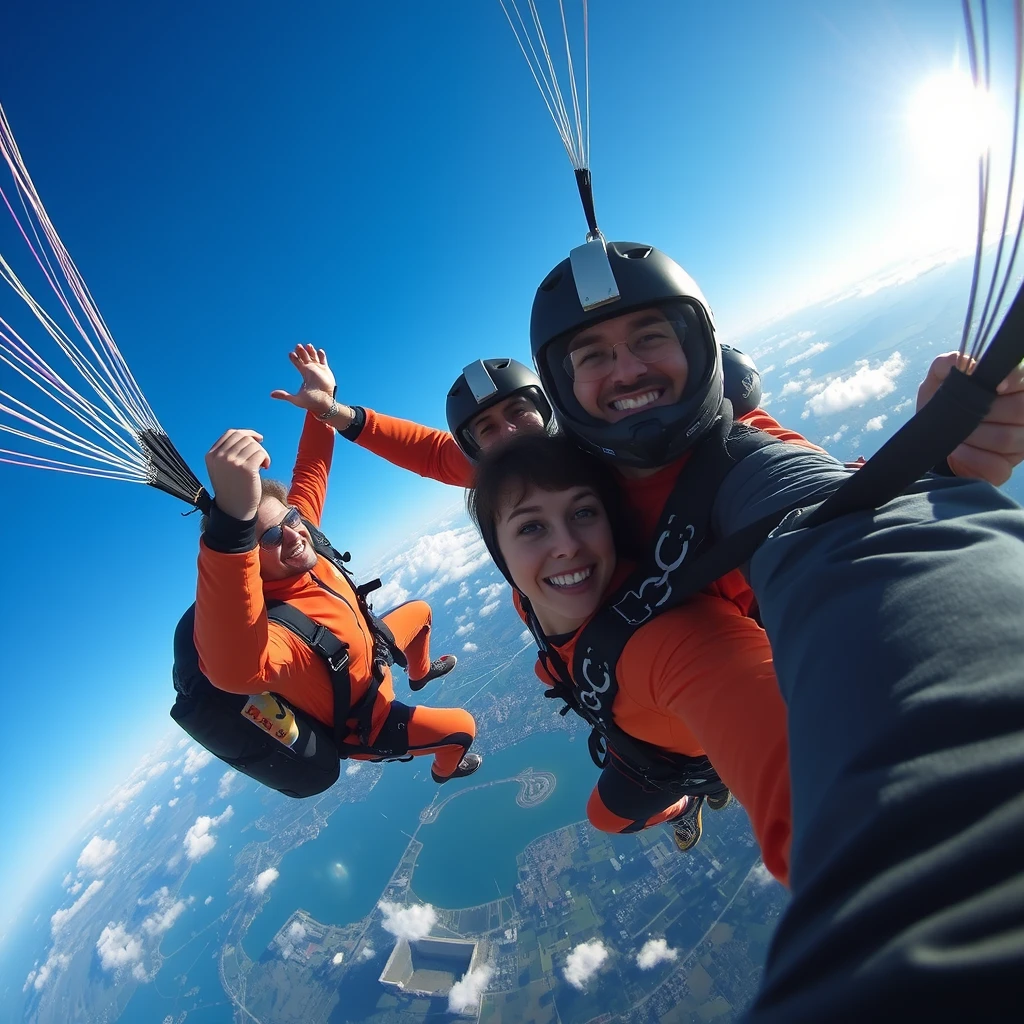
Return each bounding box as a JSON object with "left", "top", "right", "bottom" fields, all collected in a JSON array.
[{"left": 527, "top": 238, "right": 1024, "bottom": 1021}]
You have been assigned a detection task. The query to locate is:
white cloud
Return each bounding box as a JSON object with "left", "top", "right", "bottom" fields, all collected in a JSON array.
[
  {"left": 96, "top": 922, "right": 143, "bottom": 971},
  {"left": 478, "top": 600, "right": 501, "bottom": 617},
  {"left": 131, "top": 962, "right": 150, "bottom": 983},
  {"left": 444, "top": 596, "right": 457, "bottom": 606},
  {"left": 251, "top": 867, "right": 280, "bottom": 894},
  {"left": 332, "top": 951, "right": 345, "bottom": 965},
  {"left": 805, "top": 353, "right": 907, "bottom": 416},
  {"left": 25, "top": 951, "right": 70, "bottom": 992},
  {"left": 780, "top": 379, "right": 805, "bottom": 396},
  {"left": 287, "top": 921, "right": 307, "bottom": 943},
  {"left": 462, "top": 642, "right": 478, "bottom": 653},
  {"left": 892, "top": 397, "right": 913, "bottom": 413},
  {"left": 204, "top": 896, "right": 214, "bottom": 906},
  {"left": 78, "top": 836, "right": 119, "bottom": 877},
  {"left": 373, "top": 580, "right": 410, "bottom": 610},
  {"left": 62, "top": 872, "right": 73, "bottom": 888},
  {"left": 168, "top": 797, "right": 179, "bottom": 808},
  {"left": 146, "top": 761, "right": 169, "bottom": 779},
  {"left": 51, "top": 880, "right": 104, "bottom": 936},
  {"left": 176, "top": 737, "right": 190, "bottom": 749},
  {"left": 103, "top": 780, "right": 147, "bottom": 815},
  {"left": 477, "top": 583, "right": 505, "bottom": 601},
  {"left": 183, "top": 747, "right": 213, "bottom": 778},
  {"left": 68, "top": 881, "right": 82, "bottom": 896},
  {"left": 865, "top": 414, "right": 888, "bottom": 431},
  {"left": 760, "top": 363, "right": 776, "bottom": 375},
  {"left": 378, "top": 901, "right": 437, "bottom": 941},
  {"left": 346, "top": 762, "right": 362, "bottom": 776},
  {"left": 144, "top": 805, "right": 161, "bottom": 826},
  {"left": 785, "top": 341, "right": 830, "bottom": 366},
  {"left": 455, "top": 622, "right": 475, "bottom": 637},
  {"left": 140, "top": 888, "right": 188, "bottom": 937},
  {"left": 520, "top": 629, "right": 532, "bottom": 644},
  {"left": 360, "top": 944, "right": 375, "bottom": 960},
  {"left": 563, "top": 939, "right": 608, "bottom": 990},
  {"left": 217, "top": 771, "right": 238, "bottom": 799},
  {"left": 183, "top": 806, "right": 234, "bottom": 861},
  {"left": 372, "top": 525, "right": 492, "bottom": 603},
  {"left": 750, "top": 860, "right": 778, "bottom": 888},
  {"left": 448, "top": 964, "right": 494, "bottom": 1013},
  {"left": 759, "top": 391, "right": 772, "bottom": 407},
  {"left": 636, "top": 938, "right": 678, "bottom": 970}
]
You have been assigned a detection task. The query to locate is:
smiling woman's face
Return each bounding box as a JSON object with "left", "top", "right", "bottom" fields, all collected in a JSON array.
[{"left": 494, "top": 482, "right": 617, "bottom": 635}]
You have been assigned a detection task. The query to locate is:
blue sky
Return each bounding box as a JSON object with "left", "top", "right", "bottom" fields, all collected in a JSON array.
[{"left": 0, "top": 0, "right": 1016, "bottom": 933}]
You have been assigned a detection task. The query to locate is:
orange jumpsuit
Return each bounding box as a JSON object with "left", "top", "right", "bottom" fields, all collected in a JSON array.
[
  {"left": 195, "top": 413, "right": 475, "bottom": 778},
  {"left": 347, "top": 405, "right": 817, "bottom": 881}
]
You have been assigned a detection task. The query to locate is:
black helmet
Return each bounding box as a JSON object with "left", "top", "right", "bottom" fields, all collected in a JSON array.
[
  {"left": 530, "top": 241, "right": 723, "bottom": 468},
  {"left": 445, "top": 358, "right": 556, "bottom": 460},
  {"left": 721, "top": 345, "right": 762, "bottom": 416}
]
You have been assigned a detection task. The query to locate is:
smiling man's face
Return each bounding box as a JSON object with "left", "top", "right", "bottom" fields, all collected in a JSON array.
[
  {"left": 255, "top": 497, "right": 318, "bottom": 581},
  {"left": 567, "top": 308, "right": 689, "bottom": 424}
]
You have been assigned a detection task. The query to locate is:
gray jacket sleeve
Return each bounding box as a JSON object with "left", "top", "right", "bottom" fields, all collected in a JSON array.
[{"left": 712, "top": 443, "right": 1024, "bottom": 1022}]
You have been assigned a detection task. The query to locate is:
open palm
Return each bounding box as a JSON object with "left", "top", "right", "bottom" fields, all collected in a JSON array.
[{"left": 271, "top": 344, "right": 337, "bottom": 416}]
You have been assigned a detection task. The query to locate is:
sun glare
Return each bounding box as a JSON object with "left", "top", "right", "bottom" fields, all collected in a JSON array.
[{"left": 907, "top": 71, "right": 1001, "bottom": 166}]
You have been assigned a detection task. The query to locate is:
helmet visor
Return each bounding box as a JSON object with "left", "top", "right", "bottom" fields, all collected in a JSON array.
[{"left": 562, "top": 318, "right": 687, "bottom": 383}]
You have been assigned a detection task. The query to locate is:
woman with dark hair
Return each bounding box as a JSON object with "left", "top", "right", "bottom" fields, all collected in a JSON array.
[{"left": 469, "top": 432, "right": 793, "bottom": 882}]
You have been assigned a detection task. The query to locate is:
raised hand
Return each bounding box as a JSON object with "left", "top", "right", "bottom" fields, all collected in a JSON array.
[
  {"left": 205, "top": 428, "right": 271, "bottom": 520},
  {"left": 917, "top": 353, "right": 1024, "bottom": 485},
  {"left": 270, "top": 344, "right": 337, "bottom": 418}
]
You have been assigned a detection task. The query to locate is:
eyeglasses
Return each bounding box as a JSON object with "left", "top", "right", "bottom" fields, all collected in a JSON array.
[
  {"left": 259, "top": 506, "right": 302, "bottom": 548},
  {"left": 563, "top": 320, "right": 685, "bottom": 382}
]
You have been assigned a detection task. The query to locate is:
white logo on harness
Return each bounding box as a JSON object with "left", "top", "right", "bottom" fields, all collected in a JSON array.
[
  {"left": 612, "top": 516, "right": 695, "bottom": 626},
  {"left": 579, "top": 649, "right": 612, "bottom": 711}
]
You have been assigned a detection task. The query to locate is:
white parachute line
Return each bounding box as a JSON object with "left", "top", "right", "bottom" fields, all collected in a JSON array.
[
  {"left": 977, "top": 0, "right": 1024, "bottom": 352},
  {"left": 0, "top": 245, "right": 154, "bottom": 432},
  {"left": 0, "top": 448, "right": 145, "bottom": 482},
  {"left": 959, "top": 0, "right": 993, "bottom": 359},
  {"left": 528, "top": 0, "right": 584, "bottom": 168},
  {"left": 0, "top": 386, "right": 146, "bottom": 467},
  {"left": 0, "top": 187, "right": 158, "bottom": 433},
  {"left": 499, "top": 0, "right": 577, "bottom": 159},
  {"left": 557, "top": 0, "right": 587, "bottom": 170},
  {"left": 0, "top": 338, "right": 145, "bottom": 464},
  {"left": 0, "top": 399, "right": 147, "bottom": 473},
  {"left": 583, "top": 0, "right": 590, "bottom": 169},
  {"left": 0, "top": 266, "right": 148, "bottom": 436},
  {"left": 0, "top": 108, "right": 160, "bottom": 430},
  {"left": 499, "top": 0, "right": 583, "bottom": 168}
]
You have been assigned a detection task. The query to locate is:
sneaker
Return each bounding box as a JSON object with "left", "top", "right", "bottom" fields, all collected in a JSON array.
[
  {"left": 432, "top": 752, "right": 483, "bottom": 784},
  {"left": 410, "top": 654, "right": 458, "bottom": 692},
  {"left": 706, "top": 788, "right": 732, "bottom": 812},
  {"left": 671, "top": 795, "right": 704, "bottom": 852}
]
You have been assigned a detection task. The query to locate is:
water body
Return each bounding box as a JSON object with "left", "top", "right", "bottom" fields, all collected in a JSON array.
[
  {"left": 246, "top": 730, "right": 595, "bottom": 954},
  {"left": 412, "top": 731, "right": 595, "bottom": 908}
]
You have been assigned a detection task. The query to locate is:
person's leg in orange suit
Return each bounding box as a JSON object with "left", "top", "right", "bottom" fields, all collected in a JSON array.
[
  {"left": 381, "top": 600, "right": 433, "bottom": 680},
  {"left": 586, "top": 758, "right": 690, "bottom": 832},
  {"left": 369, "top": 699, "right": 476, "bottom": 781}
]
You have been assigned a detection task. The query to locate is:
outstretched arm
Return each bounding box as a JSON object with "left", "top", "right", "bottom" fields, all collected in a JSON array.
[{"left": 270, "top": 344, "right": 338, "bottom": 525}]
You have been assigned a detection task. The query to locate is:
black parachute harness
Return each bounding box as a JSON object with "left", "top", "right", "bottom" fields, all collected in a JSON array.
[
  {"left": 171, "top": 521, "right": 417, "bottom": 799},
  {"left": 516, "top": 402, "right": 785, "bottom": 798}
]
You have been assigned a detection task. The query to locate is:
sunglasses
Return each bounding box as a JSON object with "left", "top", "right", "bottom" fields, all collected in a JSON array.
[{"left": 259, "top": 506, "right": 303, "bottom": 549}]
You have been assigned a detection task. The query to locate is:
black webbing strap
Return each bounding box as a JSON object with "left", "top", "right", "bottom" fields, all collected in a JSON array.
[{"left": 265, "top": 601, "right": 378, "bottom": 751}]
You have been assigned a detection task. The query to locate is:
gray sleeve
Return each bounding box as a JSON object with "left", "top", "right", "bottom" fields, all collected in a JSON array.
[
  {"left": 739, "top": 472, "right": 1024, "bottom": 1021},
  {"left": 711, "top": 439, "right": 854, "bottom": 538}
]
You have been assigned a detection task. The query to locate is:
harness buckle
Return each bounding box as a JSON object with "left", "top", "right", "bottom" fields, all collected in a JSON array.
[{"left": 326, "top": 648, "right": 350, "bottom": 674}]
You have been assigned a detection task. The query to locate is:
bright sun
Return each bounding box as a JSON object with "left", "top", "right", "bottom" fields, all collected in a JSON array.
[{"left": 907, "top": 70, "right": 1002, "bottom": 166}]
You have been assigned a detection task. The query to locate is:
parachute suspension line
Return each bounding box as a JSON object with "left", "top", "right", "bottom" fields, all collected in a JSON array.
[
  {"left": 958, "top": 0, "right": 1024, "bottom": 368},
  {"left": 976, "top": 0, "right": 1024, "bottom": 355},
  {"left": 958, "top": 0, "right": 993, "bottom": 360},
  {"left": 0, "top": 100, "right": 211, "bottom": 512},
  {"left": 498, "top": 0, "right": 603, "bottom": 238},
  {"left": 0, "top": 115, "right": 158, "bottom": 432}
]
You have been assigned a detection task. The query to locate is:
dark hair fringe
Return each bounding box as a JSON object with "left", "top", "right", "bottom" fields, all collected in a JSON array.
[{"left": 467, "top": 433, "right": 639, "bottom": 576}]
